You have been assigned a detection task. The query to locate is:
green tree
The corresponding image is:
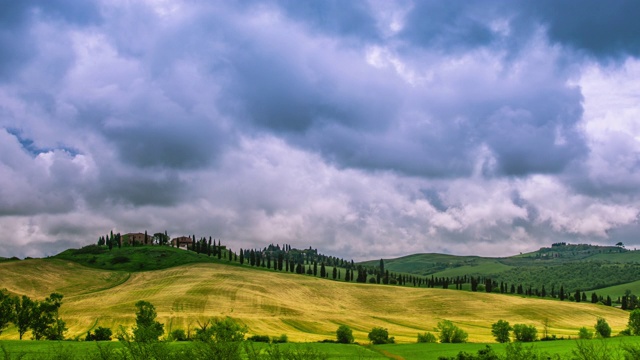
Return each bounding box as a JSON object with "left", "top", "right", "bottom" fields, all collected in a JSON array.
[
  {"left": 0, "top": 290, "right": 14, "bottom": 335},
  {"left": 133, "top": 300, "right": 164, "bottom": 342},
  {"left": 30, "top": 293, "right": 65, "bottom": 340},
  {"left": 491, "top": 320, "right": 511, "bottom": 343},
  {"left": 336, "top": 325, "right": 354, "bottom": 344},
  {"left": 594, "top": 317, "right": 611, "bottom": 338},
  {"left": 368, "top": 327, "right": 394, "bottom": 344},
  {"left": 87, "top": 326, "right": 112, "bottom": 341},
  {"left": 578, "top": 326, "right": 593, "bottom": 339},
  {"left": 14, "top": 295, "right": 33, "bottom": 340},
  {"left": 628, "top": 309, "right": 640, "bottom": 335},
  {"left": 417, "top": 332, "right": 437, "bottom": 343},
  {"left": 512, "top": 324, "right": 537, "bottom": 342},
  {"left": 436, "top": 320, "right": 468, "bottom": 343}
]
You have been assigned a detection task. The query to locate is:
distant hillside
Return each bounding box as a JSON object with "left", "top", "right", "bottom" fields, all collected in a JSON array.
[
  {"left": 0, "top": 258, "right": 630, "bottom": 343},
  {"left": 362, "top": 243, "right": 640, "bottom": 296}
]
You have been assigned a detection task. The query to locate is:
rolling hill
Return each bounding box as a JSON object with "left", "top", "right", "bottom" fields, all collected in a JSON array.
[
  {"left": 0, "top": 256, "right": 631, "bottom": 343},
  {"left": 362, "top": 244, "right": 640, "bottom": 295}
]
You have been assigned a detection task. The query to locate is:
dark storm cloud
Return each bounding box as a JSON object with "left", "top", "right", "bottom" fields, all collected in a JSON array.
[
  {"left": 526, "top": 0, "right": 640, "bottom": 60},
  {"left": 0, "top": 0, "right": 101, "bottom": 80}
]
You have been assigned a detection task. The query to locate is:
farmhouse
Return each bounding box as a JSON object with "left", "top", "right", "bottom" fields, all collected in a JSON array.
[
  {"left": 171, "top": 236, "right": 193, "bottom": 249},
  {"left": 124, "top": 232, "right": 153, "bottom": 245}
]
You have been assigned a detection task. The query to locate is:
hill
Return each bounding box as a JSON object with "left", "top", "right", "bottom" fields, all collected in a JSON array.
[
  {"left": 362, "top": 244, "right": 640, "bottom": 296},
  {"left": 0, "top": 258, "right": 630, "bottom": 343}
]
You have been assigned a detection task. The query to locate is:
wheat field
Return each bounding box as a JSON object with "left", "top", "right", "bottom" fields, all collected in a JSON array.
[{"left": 0, "top": 259, "right": 630, "bottom": 343}]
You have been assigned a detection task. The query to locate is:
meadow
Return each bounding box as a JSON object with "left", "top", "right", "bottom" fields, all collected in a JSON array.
[{"left": 0, "top": 258, "right": 630, "bottom": 343}]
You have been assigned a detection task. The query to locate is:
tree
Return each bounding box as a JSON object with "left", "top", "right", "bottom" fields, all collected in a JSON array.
[
  {"left": 14, "top": 295, "right": 33, "bottom": 340},
  {"left": 0, "top": 291, "right": 15, "bottom": 336},
  {"left": 30, "top": 293, "right": 65, "bottom": 340},
  {"left": 513, "top": 324, "right": 537, "bottom": 342},
  {"left": 628, "top": 309, "right": 640, "bottom": 335},
  {"left": 368, "top": 327, "right": 394, "bottom": 344},
  {"left": 87, "top": 326, "right": 112, "bottom": 341},
  {"left": 417, "top": 332, "right": 437, "bottom": 343},
  {"left": 491, "top": 320, "right": 511, "bottom": 343},
  {"left": 436, "top": 320, "right": 468, "bottom": 343},
  {"left": 336, "top": 325, "right": 354, "bottom": 344},
  {"left": 133, "top": 300, "right": 164, "bottom": 342},
  {"left": 578, "top": 327, "right": 593, "bottom": 339},
  {"left": 594, "top": 317, "right": 611, "bottom": 338}
]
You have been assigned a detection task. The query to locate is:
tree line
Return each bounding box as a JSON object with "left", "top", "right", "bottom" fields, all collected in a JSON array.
[{"left": 0, "top": 290, "right": 65, "bottom": 340}]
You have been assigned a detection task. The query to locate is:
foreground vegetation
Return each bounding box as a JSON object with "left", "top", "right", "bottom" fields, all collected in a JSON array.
[{"left": 4, "top": 337, "right": 640, "bottom": 360}]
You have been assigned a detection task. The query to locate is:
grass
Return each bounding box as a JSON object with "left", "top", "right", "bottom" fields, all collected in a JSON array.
[
  {"left": 594, "top": 279, "right": 640, "bottom": 299},
  {"left": 2, "top": 337, "right": 640, "bottom": 359},
  {"left": 0, "top": 259, "right": 631, "bottom": 344}
]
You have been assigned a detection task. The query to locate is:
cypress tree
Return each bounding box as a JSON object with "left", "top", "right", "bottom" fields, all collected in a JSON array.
[
  {"left": 332, "top": 266, "right": 337, "bottom": 280},
  {"left": 320, "top": 263, "right": 326, "bottom": 278},
  {"left": 217, "top": 240, "right": 222, "bottom": 259},
  {"left": 239, "top": 249, "right": 244, "bottom": 265},
  {"left": 208, "top": 238, "right": 212, "bottom": 256}
]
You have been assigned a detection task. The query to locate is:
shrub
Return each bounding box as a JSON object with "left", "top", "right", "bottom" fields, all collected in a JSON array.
[
  {"left": 594, "top": 317, "right": 611, "bottom": 338},
  {"left": 417, "top": 332, "right": 437, "bottom": 343},
  {"left": 92, "top": 326, "right": 112, "bottom": 341},
  {"left": 336, "top": 325, "right": 354, "bottom": 344},
  {"left": 513, "top": 324, "right": 537, "bottom": 342},
  {"left": 436, "top": 320, "right": 468, "bottom": 343},
  {"left": 247, "top": 335, "right": 270, "bottom": 343},
  {"left": 170, "top": 329, "right": 187, "bottom": 341},
  {"left": 271, "top": 334, "right": 288, "bottom": 343},
  {"left": 368, "top": 327, "right": 394, "bottom": 344},
  {"left": 110, "top": 256, "right": 130, "bottom": 264},
  {"left": 578, "top": 327, "right": 593, "bottom": 339}
]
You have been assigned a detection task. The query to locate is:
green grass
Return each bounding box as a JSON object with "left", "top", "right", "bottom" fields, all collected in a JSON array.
[
  {"left": 3, "top": 337, "right": 640, "bottom": 360},
  {"left": 52, "top": 245, "right": 231, "bottom": 272},
  {"left": 594, "top": 280, "right": 640, "bottom": 299},
  {"left": 0, "top": 341, "right": 386, "bottom": 359},
  {"left": 377, "top": 337, "right": 640, "bottom": 359}
]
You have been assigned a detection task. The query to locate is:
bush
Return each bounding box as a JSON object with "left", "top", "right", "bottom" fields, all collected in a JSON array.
[
  {"left": 110, "top": 256, "right": 130, "bottom": 264},
  {"left": 417, "top": 332, "right": 437, "bottom": 343},
  {"left": 513, "top": 324, "right": 537, "bottom": 342},
  {"left": 247, "top": 335, "right": 271, "bottom": 343},
  {"left": 628, "top": 309, "right": 640, "bottom": 335},
  {"left": 594, "top": 317, "right": 611, "bottom": 338},
  {"left": 436, "top": 320, "right": 468, "bottom": 343},
  {"left": 368, "top": 327, "right": 394, "bottom": 344},
  {"left": 91, "top": 326, "right": 112, "bottom": 341},
  {"left": 336, "top": 325, "right": 354, "bottom": 344},
  {"left": 491, "top": 320, "right": 511, "bottom": 343},
  {"left": 578, "top": 327, "right": 593, "bottom": 339},
  {"left": 170, "top": 329, "right": 187, "bottom": 341},
  {"left": 271, "top": 334, "right": 288, "bottom": 344}
]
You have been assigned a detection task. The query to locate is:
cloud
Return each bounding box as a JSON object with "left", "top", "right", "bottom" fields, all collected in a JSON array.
[{"left": 0, "top": 1, "right": 639, "bottom": 260}]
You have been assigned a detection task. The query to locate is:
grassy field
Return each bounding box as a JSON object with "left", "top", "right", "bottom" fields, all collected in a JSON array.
[
  {"left": 0, "top": 259, "right": 631, "bottom": 344},
  {"left": 2, "top": 337, "right": 640, "bottom": 359}
]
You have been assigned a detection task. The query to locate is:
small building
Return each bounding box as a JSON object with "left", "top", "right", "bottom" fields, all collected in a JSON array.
[
  {"left": 124, "top": 232, "right": 154, "bottom": 246},
  {"left": 171, "top": 236, "right": 193, "bottom": 249}
]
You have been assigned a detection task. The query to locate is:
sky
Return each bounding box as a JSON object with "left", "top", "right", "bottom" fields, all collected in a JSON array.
[{"left": 1, "top": 0, "right": 640, "bottom": 260}]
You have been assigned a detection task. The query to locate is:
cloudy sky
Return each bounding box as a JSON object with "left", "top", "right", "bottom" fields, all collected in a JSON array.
[{"left": 1, "top": 0, "right": 640, "bottom": 260}]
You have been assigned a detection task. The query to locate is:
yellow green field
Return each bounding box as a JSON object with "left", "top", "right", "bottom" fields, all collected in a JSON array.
[{"left": 0, "top": 259, "right": 631, "bottom": 343}]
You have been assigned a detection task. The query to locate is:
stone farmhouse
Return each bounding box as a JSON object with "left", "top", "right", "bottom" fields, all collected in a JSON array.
[
  {"left": 171, "top": 236, "right": 193, "bottom": 249},
  {"left": 124, "top": 232, "right": 154, "bottom": 245}
]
